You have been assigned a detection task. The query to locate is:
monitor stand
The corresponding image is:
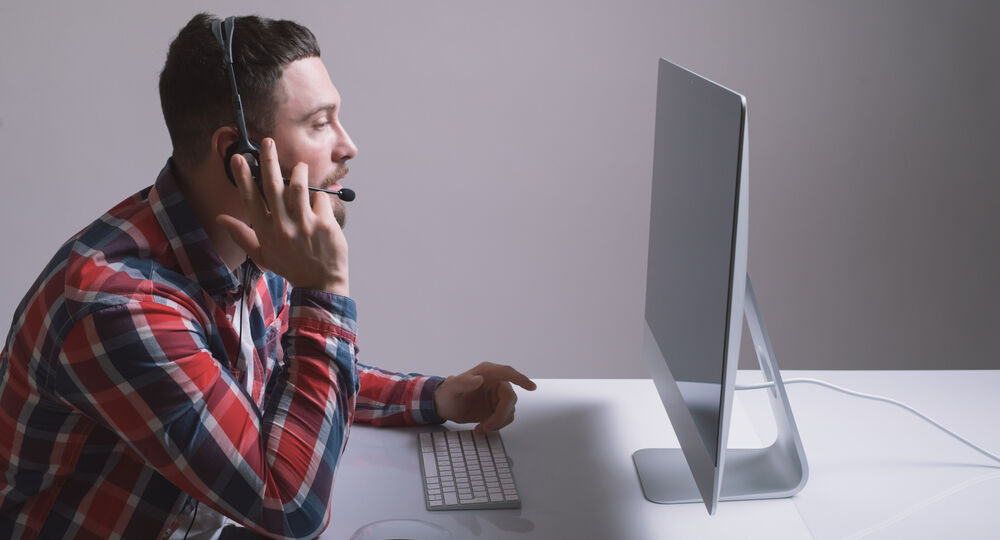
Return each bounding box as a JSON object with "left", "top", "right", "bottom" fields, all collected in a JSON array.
[{"left": 633, "top": 276, "right": 808, "bottom": 508}]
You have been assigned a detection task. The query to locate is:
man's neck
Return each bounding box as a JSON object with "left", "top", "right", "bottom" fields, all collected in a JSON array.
[{"left": 173, "top": 160, "right": 249, "bottom": 273}]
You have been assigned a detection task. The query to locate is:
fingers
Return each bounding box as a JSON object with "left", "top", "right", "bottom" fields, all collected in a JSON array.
[
  {"left": 231, "top": 154, "right": 269, "bottom": 224},
  {"left": 477, "top": 382, "right": 517, "bottom": 433},
  {"left": 439, "top": 363, "right": 534, "bottom": 431},
  {"left": 311, "top": 168, "right": 335, "bottom": 219},
  {"left": 258, "top": 138, "right": 287, "bottom": 221},
  {"left": 284, "top": 161, "right": 310, "bottom": 224},
  {"left": 478, "top": 362, "right": 537, "bottom": 391}
]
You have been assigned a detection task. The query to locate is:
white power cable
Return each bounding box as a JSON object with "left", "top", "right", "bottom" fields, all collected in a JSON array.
[
  {"left": 842, "top": 470, "right": 1000, "bottom": 540},
  {"left": 735, "top": 377, "right": 1000, "bottom": 465}
]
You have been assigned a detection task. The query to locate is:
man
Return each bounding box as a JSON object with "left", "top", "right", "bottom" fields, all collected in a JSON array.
[{"left": 0, "top": 13, "right": 535, "bottom": 540}]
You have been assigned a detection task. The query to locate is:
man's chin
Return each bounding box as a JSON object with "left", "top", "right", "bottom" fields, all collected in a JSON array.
[{"left": 334, "top": 198, "right": 347, "bottom": 228}]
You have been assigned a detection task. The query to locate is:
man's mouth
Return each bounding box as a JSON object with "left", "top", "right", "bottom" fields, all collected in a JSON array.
[{"left": 323, "top": 166, "right": 350, "bottom": 190}]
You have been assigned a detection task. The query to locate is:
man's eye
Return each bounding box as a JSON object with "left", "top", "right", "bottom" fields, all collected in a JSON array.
[{"left": 313, "top": 121, "right": 330, "bottom": 130}]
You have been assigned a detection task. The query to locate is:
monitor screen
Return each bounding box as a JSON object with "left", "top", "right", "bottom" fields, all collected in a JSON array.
[
  {"left": 637, "top": 58, "right": 748, "bottom": 514},
  {"left": 645, "top": 59, "right": 745, "bottom": 466}
]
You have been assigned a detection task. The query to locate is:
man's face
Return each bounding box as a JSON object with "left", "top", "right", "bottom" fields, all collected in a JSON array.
[{"left": 271, "top": 57, "right": 358, "bottom": 227}]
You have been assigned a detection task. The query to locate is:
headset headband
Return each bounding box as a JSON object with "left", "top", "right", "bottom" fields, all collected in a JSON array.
[
  {"left": 211, "top": 16, "right": 260, "bottom": 185},
  {"left": 212, "top": 17, "right": 253, "bottom": 147}
]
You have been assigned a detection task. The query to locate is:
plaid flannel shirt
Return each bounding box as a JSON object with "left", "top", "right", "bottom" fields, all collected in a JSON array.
[{"left": 0, "top": 161, "right": 444, "bottom": 539}]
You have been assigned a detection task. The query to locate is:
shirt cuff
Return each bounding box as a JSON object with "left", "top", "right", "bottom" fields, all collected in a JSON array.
[
  {"left": 288, "top": 288, "right": 357, "bottom": 343},
  {"left": 415, "top": 375, "right": 447, "bottom": 425}
]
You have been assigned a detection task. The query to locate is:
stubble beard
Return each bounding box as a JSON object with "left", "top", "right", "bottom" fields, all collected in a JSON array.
[
  {"left": 326, "top": 164, "right": 349, "bottom": 229},
  {"left": 333, "top": 198, "right": 347, "bottom": 228}
]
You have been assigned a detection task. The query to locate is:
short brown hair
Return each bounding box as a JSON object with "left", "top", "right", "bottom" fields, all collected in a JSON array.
[{"left": 158, "top": 13, "right": 320, "bottom": 169}]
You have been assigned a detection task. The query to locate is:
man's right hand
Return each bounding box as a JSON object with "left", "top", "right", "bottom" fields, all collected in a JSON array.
[{"left": 217, "top": 137, "right": 350, "bottom": 296}]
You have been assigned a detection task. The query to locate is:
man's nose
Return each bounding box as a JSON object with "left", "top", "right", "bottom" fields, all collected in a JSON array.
[{"left": 335, "top": 125, "right": 358, "bottom": 161}]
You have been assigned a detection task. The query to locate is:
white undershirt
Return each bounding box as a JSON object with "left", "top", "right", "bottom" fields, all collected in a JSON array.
[{"left": 168, "top": 503, "right": 231, "bottom": 540}]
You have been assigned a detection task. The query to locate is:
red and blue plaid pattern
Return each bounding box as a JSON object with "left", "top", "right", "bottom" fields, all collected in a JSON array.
[{"left": 0, "top": 161, "right": 443, "bottom": 539}]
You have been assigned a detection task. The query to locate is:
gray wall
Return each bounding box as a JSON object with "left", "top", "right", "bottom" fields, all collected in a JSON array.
[{"left": 1, "top": 1, "right": 997, "bottom": 378}]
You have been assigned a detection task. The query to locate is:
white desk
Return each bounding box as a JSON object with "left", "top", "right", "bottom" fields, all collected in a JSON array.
[{"left": 323, "top": 371, "right": 1000, "bottom": 539}]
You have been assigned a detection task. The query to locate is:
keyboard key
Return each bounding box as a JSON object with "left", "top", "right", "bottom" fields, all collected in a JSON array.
[{"left": 421, "top": 454, "right": 438, "bottom": 477}]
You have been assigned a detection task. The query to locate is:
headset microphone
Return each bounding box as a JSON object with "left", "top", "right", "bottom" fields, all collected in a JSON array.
[
  {"left": 284, "top": 181, "right": 356, "bottom": 201},
  {"left": 212, "top": 16, "right": 356, "bottom": 203},
  {"left": 327, "top": 187, "right": 356, "bottom": 201}
]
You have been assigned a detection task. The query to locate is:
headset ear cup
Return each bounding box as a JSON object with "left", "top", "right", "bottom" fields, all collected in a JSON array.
[
  {"left": 223, "top": 142, "right": 262, "bottom": 188},
  {"left": 223, "top": 142, "right": 241, "bottom": 186},
  {"left": 243, "top": 147, "right": 261, "bottom": 182}
]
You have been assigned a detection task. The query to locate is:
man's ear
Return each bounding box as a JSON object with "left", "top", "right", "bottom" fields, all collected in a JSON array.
[{"left": 211, "top": 126, "right": 240, "bottom": 162}]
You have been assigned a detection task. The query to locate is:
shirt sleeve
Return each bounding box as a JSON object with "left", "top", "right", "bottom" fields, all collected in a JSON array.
[
  {"left": 55, "top": 288, "right": 357, "bottom": 540},
  {"left": 354, "top": 364, "right": 445, "bottom": 426}
]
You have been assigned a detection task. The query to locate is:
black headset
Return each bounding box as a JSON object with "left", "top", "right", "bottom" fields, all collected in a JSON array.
[{"left": 210, "top": 16, "right": 355, "bottom": 201}]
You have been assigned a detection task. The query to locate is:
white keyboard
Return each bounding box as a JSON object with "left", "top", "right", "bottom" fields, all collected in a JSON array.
[{"left": 418, "top": 430, "right": 521, "bottom": 510}]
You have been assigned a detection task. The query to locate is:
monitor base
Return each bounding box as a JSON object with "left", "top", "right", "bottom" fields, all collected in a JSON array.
[
  {"left": 634, "top": 445, "right": 804, "bottom": 505},
  {"left": 633, "top": 277, "right": 809, "bottom": 512}
]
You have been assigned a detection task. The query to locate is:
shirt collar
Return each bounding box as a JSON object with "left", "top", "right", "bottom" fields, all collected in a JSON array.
[{"left": 148, "top": 159, "right": 243, "bottom": 296}]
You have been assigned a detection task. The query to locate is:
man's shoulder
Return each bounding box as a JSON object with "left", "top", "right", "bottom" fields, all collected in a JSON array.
[
  {"left": 6, "top": 185, "right": 193, "bottom": 352},
  {"left": 70, "top": 185, "right": 163, "bottom": 261},
  {"left": 59, "top": 186, "right": 186, "bottom": 316}
]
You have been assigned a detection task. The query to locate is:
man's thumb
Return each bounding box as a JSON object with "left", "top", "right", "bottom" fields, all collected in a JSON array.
[
  {"left": 217, "top": 215, "right": 261, "bottom": 260},
  {"left": 461, "top": 374, "right": 484, "bottom": 391}
]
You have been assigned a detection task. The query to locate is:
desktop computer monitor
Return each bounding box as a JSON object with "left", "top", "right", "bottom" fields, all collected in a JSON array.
[{"left": 632, "top": 58, "right": 808, "bottom": 514}]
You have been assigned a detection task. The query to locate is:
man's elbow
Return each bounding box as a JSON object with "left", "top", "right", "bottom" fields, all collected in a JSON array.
[
  {"left": 281, "top": 503, "right": 331, "bottom": 540},
  {"left": 239, "top": 498, "right": 330, "bottom": 540}
]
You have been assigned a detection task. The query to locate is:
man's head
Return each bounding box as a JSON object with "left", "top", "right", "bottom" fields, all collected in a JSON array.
[
  {"left": 160, "top": 13, "right": 317, "bottom": 170},
  {"left": 159, "top": 14, "right": 356, "bottom": 225}
]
